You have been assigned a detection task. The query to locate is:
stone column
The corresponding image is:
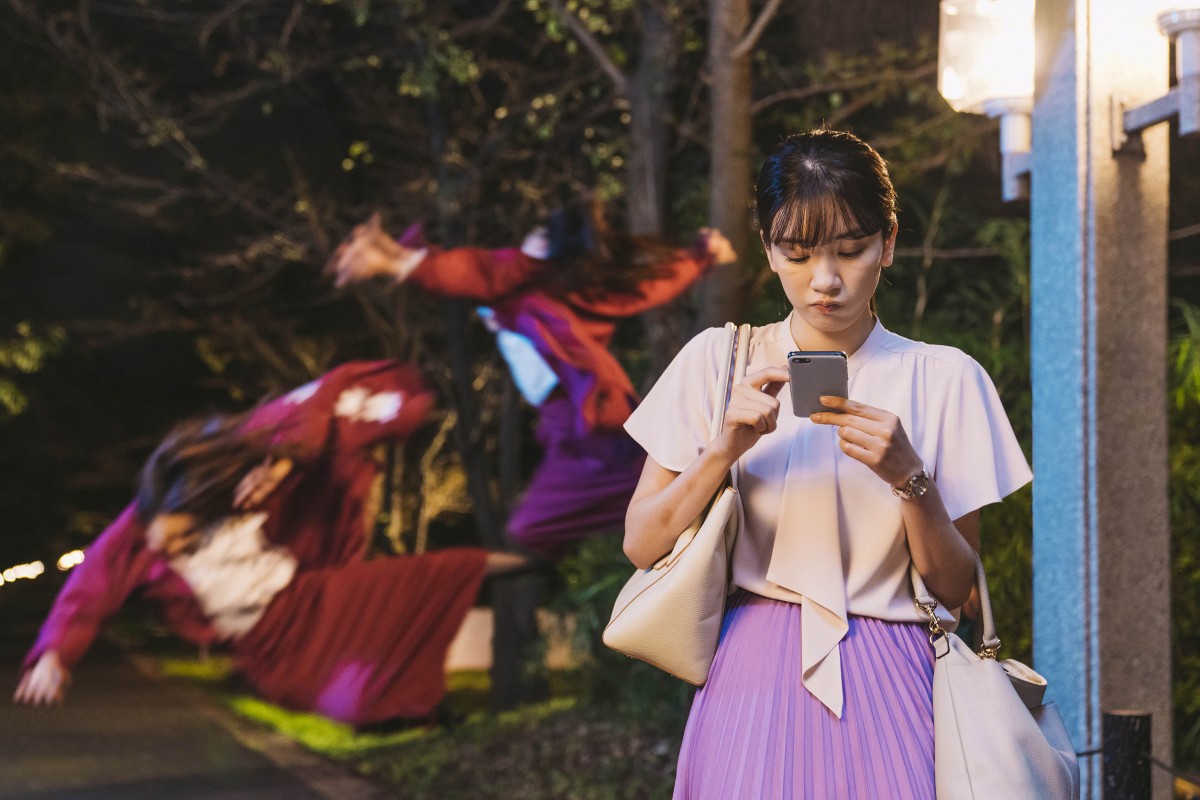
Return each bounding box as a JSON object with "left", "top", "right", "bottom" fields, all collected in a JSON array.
[{"left": 1030, "top": 1, "right": 1172, "bottom": 798}]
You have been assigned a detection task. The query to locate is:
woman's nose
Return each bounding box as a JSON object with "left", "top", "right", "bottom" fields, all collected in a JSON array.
[{"left": 809, "top": 256, "right": 842, "bottom": 293}]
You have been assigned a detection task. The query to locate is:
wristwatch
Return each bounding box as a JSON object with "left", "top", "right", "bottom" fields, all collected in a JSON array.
[{"left": 892, "top": 469, "right": 930, "bottom": 500}]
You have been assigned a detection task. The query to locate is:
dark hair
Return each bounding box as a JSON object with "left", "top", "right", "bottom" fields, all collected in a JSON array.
[
  {"left": 136, "top": 412, "right": 275, "bottom": 535},
  {"left": 755, "top": 129, "right": 897, "bottom": 249},
  {"left": 541, "top": 195, "right": 673, "bottom": 298}
]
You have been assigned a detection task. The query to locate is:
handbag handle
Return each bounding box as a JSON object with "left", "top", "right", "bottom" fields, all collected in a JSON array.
[
  {"left": 708, "top": 322, "right": 741, "bottom": 440},
  {"left": 707, "top": 323, "right": 753, "bottom": 485},
  {"left": 911, "top": 554, "right": 1003, "bottom": 656}
]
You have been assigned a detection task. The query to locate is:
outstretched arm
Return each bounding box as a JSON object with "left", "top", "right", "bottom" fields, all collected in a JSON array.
[
  {"left": 326, "top": 214, "right": 539, "bottom": 300},
  {"left": 571, "top": 228, "right": 736, "bottom": 317},
  {"left": 17, "top": 504, "right": 157, "bottom": 701}
]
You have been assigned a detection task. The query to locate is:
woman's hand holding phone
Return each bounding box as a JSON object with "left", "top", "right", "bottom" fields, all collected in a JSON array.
[
  {"left": 712, "top": 367, "right": 789, "bottom": 462},
  {"left": 810, "top": 397, "right": 923, "bottom": 488}
]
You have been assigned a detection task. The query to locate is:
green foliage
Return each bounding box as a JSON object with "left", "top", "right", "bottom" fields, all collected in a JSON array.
[
  {"left": 228, "top": 695, "right": 431, "bottom": 756},
  {"left": 1169, "top": 301, "right": 1200, "bottom": 769},
  {"left": 0, "top": 323, "right": 66, "bottom": 420}
]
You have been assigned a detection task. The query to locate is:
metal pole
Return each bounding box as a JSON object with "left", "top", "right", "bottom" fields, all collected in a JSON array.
[{"left": 1103, "top": 710, "right": 1152, "bottom": 800}]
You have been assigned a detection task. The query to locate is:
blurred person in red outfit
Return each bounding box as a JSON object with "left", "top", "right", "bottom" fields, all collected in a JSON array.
[
  {"left": 328, "top": 199, "right": 737, "bottom": 560},
  {"left": 15, "top": 360, "right": 526, "bottom": 726}
]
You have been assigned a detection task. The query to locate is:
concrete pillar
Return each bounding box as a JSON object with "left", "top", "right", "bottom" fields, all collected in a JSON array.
[{"left": 1030, "top": 1, "right": 1172, "bottom": 798}]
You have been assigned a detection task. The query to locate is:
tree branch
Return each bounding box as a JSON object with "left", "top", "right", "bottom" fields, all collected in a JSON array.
[
  {"left": 731, "top": 0, "right": 785, "bottom": 61},
  {"left": 450, "top": 0, "right": 514, "bottom": 38},
  {"left": 1170, "top": 222, "right": 1200, "bottom": 241},
  {"left": 751, "top": 62, "right": 937, "bottom": 116},
  {"left": 893, "top": 247, "right": 1001, "bottom": 260},
  {"left": 545, "top": 0, "right": 627, "bottom": 94}
]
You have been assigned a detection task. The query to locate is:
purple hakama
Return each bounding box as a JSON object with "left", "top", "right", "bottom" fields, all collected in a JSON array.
[
  {"left": 673, "top": 590, "right": 936, "bottom": 800},
  {"left": 507, "top": 396, "right": 645, "bottom": 560}
]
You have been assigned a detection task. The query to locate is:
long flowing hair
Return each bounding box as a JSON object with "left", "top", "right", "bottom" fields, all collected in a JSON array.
[
  {"left": 135, "top": 411, "right": 278, "bottom": 551},
  {"left": 540, "top": 195, "right": 676, "bottom": 300}
]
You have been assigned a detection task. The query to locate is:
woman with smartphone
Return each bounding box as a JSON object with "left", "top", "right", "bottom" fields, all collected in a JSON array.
[{"left": 622, "top": 129, "right": 1031, "bottom": 798}]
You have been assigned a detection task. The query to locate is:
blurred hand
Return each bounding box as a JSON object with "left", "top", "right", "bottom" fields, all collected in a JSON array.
[
  {"left": 699, "top": 227, "right": 737, "bottom": 266},
  {"left": 326, "top": 213, "right": 426, "bottom": 288},
  {"left": 14, "top": 650, "right": 69, "bottom": 706},
  {"left": 234, "top": 457, "right": 294, "bottom": 510},
  {"left": 520, "top": 225, "right": 551, "bottom": 260}
]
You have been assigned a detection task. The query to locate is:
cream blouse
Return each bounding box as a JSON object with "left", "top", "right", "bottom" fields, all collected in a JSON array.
[{"left": 624, "top": 316, "right": 1032, "bottom": 717}]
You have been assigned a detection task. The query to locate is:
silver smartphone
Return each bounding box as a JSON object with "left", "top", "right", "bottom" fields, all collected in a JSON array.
[{"left": 787, "top": 350, "right": 848, "bottom": 416}]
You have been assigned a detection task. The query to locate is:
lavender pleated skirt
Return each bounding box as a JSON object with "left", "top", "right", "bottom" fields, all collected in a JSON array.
[{"left": 673, "top": 591, "right": 936, "bottom": 800}]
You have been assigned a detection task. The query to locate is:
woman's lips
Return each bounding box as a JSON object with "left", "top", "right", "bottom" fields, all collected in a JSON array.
[{"left": 812, "top": 302, "right": 841, "bottom": 314}]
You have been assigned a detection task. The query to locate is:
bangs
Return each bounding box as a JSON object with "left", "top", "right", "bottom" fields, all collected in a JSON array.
[{"left": 765, "top": 184, "right": 884, "bottom": 249}]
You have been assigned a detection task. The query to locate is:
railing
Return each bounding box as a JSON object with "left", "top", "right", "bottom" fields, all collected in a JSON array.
[{"left": 1074, "top": 711, "right": 1200, "bottom": 799}]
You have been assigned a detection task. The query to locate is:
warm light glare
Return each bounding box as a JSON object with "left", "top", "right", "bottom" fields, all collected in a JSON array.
[
  {"left": 938, "top": 0, "right": 1036, "bottom": 113},
  {"left": 1152, "top": 4, "right": 1200, "bottom": 18},
  {"left": 3, "top": 561, "right": 45, "bottom": 583},
  {"left": 1, "top": 549, "right": 89, "bottom": 587}
]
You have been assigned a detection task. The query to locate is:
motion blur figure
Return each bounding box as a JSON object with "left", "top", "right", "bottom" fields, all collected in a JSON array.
[
  {"left": 328, "top": 198, "right": 737, "bottom": 560},
  {"left": 15, "top": 361, "right": 526, "bottom": 726}
]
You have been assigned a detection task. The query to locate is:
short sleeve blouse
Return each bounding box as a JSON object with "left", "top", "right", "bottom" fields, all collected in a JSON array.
[{"left": 624, "top": 316, "right": 1032, "bottom": 717}]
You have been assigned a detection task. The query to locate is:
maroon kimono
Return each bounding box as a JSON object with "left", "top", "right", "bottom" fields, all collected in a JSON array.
[
  {"left": 23, "top": 361, "right": 488, "bottom": 726},
  {"left": 405, "top": 243, "right": 714, "bottom": 559}
]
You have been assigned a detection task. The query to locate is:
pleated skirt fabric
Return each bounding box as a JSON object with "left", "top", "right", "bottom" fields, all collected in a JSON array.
[{"left": 673, "top": 590, "right": 936, "bottom": 800}]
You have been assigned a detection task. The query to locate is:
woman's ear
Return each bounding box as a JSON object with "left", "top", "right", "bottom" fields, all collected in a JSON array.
[
  {"left": 761, "top": 234, "right": 781, "bottom": 274},
  {"left": 880, "top": 225, "right": 899, "bottom": 268}
]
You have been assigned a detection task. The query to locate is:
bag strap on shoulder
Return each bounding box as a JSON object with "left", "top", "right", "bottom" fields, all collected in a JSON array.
[
  {"left": 911, "top": 555, "right": 1002, "bottom": 655},
  {"left": 711, "top": 322, "right": 753, "bottom": 439}
]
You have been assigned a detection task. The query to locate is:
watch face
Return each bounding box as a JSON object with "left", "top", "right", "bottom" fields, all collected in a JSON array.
[{"left": 894, "top": 471, "right": 929, "bottom": 499}]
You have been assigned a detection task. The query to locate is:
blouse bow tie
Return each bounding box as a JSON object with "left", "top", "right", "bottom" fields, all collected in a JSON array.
[{"left": 765, "top": 419, "right": 850, "bottom": 718}]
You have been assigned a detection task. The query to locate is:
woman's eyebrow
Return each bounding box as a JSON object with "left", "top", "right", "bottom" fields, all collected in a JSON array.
[
  {"left": 777, "top": 231, "right": 870, "bottom": 246},
  {"left": 833, "top": 230, "right": 870, "bottom": 242}
]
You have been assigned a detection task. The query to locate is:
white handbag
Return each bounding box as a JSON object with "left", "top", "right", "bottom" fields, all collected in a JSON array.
[
  {"left": 602, "top": 322, "right": 751, "bottom": 685},
  {"left": 913, "top": 558, "right": 1080, "bottom": 799}
]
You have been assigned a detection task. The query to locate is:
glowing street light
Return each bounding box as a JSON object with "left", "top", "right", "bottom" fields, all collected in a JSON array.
[
  {"left": 57, "top": 550, "right": 85, "bottom": 571},
  {"left": 938, "top": 0, "right": 1035, "bottom": 201}
]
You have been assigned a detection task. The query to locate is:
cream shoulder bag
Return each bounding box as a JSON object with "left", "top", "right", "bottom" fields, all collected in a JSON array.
[
  {"left": 602, "top": 322, "right": 751, "bottom": 685},
  {"left": 913, "top": 557, "right": 1080, "bottom": 799}
]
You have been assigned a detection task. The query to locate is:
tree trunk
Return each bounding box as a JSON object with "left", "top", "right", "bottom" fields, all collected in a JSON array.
[
  {"left": 628, "top": 1, "right": 683, "bottom": 378},
  {"left": 427, "top": 97, "right": 544, "bottom": 711},
  {"left": 699, "top": 0, "right": 755, "bottom": 329}
]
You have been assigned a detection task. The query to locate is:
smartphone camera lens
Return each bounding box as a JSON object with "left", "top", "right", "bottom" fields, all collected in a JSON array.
[{"left": 794, "top": 357, "right": 811, "bottom": 364}]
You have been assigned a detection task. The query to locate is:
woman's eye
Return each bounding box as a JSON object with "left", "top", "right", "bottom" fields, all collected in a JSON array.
[
  {"left": 785, "top": 255, "right": 811, "bottom": 264},
  {"left": 838, "top": 249, "right": 866, "bottom": 259}
]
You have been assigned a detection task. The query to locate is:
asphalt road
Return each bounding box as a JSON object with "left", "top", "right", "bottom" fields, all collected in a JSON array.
[{"left": 0, "top": 578, "right": 395, "bottom": 799}]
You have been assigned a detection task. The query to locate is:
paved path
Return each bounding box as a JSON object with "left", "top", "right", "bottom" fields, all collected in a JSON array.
[{"left": 0, "top": 579, "right": 397, "bottom": 799}]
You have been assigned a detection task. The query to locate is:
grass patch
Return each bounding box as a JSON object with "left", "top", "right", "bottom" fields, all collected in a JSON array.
[
  {"left": 157, "top": 654, "right": 234, "bottom": 682},
  {"left": 154, "top": 654, "right": 684, "bottom": 798},
  {"left": 226, "top": 695, "right": 429, "bottom": 757},
  {"left": 353, "top": 697, "right": 681, "bottom": 800}
]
